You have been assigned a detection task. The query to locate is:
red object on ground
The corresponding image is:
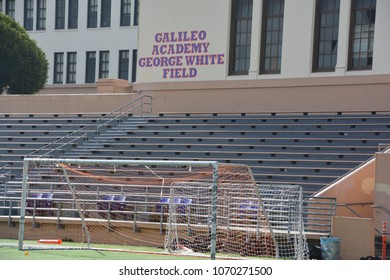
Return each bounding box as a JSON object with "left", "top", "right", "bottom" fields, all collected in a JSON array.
[{"left": 37, "top": 239, "right": 62, "bottom": 244}]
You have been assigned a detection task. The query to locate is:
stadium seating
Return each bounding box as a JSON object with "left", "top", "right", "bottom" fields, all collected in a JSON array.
[
  {"left": 0, "top": 111, "right": 389, "bottom": 198},
  {"left": 64, "top": 112, "right": 390, "bottom": 195},
  {"left": 25, "top": 192, "right": 54, "bottom": 216},
  {"left": 0, "top": 113, "right": 102, "bottom": 180}
]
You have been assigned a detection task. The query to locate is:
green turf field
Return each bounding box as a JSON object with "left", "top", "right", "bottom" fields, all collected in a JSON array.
[{"left": 0, "top": 239, "right": 207, "bottom": 260}]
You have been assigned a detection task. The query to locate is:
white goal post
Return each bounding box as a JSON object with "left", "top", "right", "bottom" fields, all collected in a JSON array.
[
  {"left": 17, "top": 157, "right": 308, "bottom": 259},
  {"left": 164, "top": 182, "right": 308, "bottom": 259},
  {"left": 18, "top": 158, "right": 220, "bottom": 259}
]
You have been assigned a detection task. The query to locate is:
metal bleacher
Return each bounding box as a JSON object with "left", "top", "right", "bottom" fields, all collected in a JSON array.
[
  {"left": 0, "top": 106, "right": 389, "bottom": 236},
  {"left": 66, "top": 111, "right": 390, "bottom": 196},
  {"left": 1, "top": 110, "right": 389, "bottom": 195},
  {"left": 0, "top": 113, "right": 103, "bottom": 181}
]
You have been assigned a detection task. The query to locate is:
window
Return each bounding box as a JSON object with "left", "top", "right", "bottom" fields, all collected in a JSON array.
[
  {"left": 67, "top": 52, "right": 77, "bottom": 84},
  {"left": 260, "top": 0, "right": 285, "bottom": 74},
  {"left": 229, "top": 0, "right": 253, "bottom": 75},
  {"left": 99, "top": 51, "right": 110, "bottom": 79},
  {"left": 134, "top": 0, "right": 139, "bottom": 26},
  {"left": 55, "top": 0, "right": 66, "bottom": 30},
  {"left": 6, "top": 0, "right": 15, "bottom": 20},
  {"left": 54, "top": 53, "right": 64, "bottom": 84},
  {"left": 120, "top": 0, "right": 131, "bottom": 26},
  {"left": 85, "top": 51, "right": 96, "bottom": 83},
  {"left": 131, "top": 50, "right": 137, "bottom": 82},
  {"left": 101, "top": 0, "right": 111, "bottom": 27},
  {"left": 118, "top": 50, "right": 129, "bottom": 80},
  {"left": 349, "top": 0, "right": 376, "bottom": 70},
  {"left": 68, "top": 0, "right": 78, "bottom": 29},
  {"left": 36, "top": 0, "right": 46, "bottom": 30},
  {"left": 24, "top": 0, "right": 34, "bottom": 31},
  {"left": 87, "top": 0, "right": 98, "bottom": 28},
  {"left": 313, "top": 0, "right": 340, "bottom": 72}
]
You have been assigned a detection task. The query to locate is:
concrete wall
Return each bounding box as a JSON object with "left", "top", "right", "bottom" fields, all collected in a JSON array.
[
  {"left": 134, "top": 74, "right": 390, "bottom": 115},
  {"left": 317, "top": 151, "right": 390, "bottom": 259},
  {"left": 332, "top": 216, "right": 374, "bottom": 259},
  {"left": 0, "top": 92, "right": 136, "bottom": 114},
  {"left": 374, "top": 153, "right": 390, "bottom": 238},
  {"left": 316, "top": 158, "right": 375, "bottom": 218},
  {"left": 1, "top": 73, "right": 389, "bottom": 115}
]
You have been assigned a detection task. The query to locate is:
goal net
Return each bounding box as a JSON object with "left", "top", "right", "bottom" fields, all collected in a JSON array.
[
  {"left": 164, "top": 182, "right": 308, "bottom": 259},
  {"left": 18, "top": 158, "right": 308, "bottom": 259}
]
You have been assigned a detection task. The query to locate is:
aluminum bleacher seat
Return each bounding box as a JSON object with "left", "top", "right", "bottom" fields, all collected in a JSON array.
[{"left": 1, "top": 111, "right": 389, "bottom": 199}]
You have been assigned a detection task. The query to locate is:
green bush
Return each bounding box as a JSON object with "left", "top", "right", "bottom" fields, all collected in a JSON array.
[{"left": 0, "top": 13, "right": 48, "bottom": 94}]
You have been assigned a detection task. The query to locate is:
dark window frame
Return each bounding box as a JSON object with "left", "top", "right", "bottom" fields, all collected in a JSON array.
[
  {"left": 6, "top": 0, "right": 15, "bottom": 20},
  {"left": 260, "top": 0, "right": 285, "bottom": 74},
  {"left": 312, "top": 0, "right": 341, "bottom": 72},
  {"left": 120, "top": 0, "right": 131, "bottom": 26},
  {"left": 229, "top": 0, "right": 253, "bottom": 76},
  {"left": 133, "top": 0, "right": 139, "bottom": 26},
  {"left": 87, "top": 0, "right": 98, "bottom": 28},
  {"left": 55, "top": 0, "right": 66, "bottom": 30},
  {"left": 36, "top": 0, "right": 46, "bottom": 30},
  {"left": 24, "top": 0, "right": 34, "bottom": 31},
  {"left": 118, "top": 50, "right": 129, "bottom": 80},
  {"left": 66, "top": 52, "right": 77, "bottom": 84},
  {"left": 348, "top": 0, "right": 376, "bottom": 71},
  {"left": 100, "top": 0, "right": 111, "bottom": 28},
  {"left": 99, "top": 51, "right": 110, "bottom": 79},
  {"left": 131, "top": 49, "right": 137, "bottom": 82},
  {"left": 53, "top": 52, "right": 64, "bottom": 84},
  {"left": 85, "top": 51, "right": 96, "bottom": 83},
  {"left": 68, "top": 0, "right": 79, "bottom": 29}
]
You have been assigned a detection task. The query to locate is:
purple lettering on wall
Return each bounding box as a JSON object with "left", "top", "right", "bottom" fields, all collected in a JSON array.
[{"left": 139, "top": 30, "right": 225, "bottom": 79}]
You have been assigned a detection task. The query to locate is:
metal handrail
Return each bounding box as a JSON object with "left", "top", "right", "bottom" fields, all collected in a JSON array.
[
  {"left": 24, "top": 129, "right": 88, "bottom": 158},
  {"left": 315, "top": 145, "right": 390, "bottom": 196},
  {"left": 302, "top": 196, "right": 336, "bottom": 235},
  {"left": 0, "top": 193, "right": 336, "bottom": 235},
  {"left": 24, "top": 95, "right": 152, "bottom": 159},
  {"left": 0, "top": 164, "right": 11, "bottom": 176},
  {"left": 95, "top": 95, "right": 152, "bottom": 136}
]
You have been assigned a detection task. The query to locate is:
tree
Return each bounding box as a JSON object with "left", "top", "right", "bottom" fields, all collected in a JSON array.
[{"left": 0, "top": 13, "right": 48, "bottom": 94}]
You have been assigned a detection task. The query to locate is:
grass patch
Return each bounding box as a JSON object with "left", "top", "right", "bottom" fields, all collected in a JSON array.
[{"left": 0, "top": 239, "right": 207, "bottom": 260}]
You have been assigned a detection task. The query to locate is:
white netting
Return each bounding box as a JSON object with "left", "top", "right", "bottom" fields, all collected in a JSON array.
[
  {"left": 165, "top": 182, "right": 309, "bottom": 259},
  {"left": 19, "top": 158, "right": 308, "bottom": 259}
]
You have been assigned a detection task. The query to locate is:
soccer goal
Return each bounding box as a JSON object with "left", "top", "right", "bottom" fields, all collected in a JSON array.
[
  {"left": 164, "top": 182, "right": 308, "bottom": 259},
  {"left": 18, "top": 157, "right": 308, "bottom": 259}
]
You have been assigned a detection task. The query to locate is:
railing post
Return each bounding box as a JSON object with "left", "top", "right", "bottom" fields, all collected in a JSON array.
[
  {"left": 57, "top": 201, "right": 65, "bottom": 229},
  {"left": 8, "top": 199, "right": 15, "bottom": 227},
  {"left": 159, "top": 204, "right": 164, "bottom": 235},
  {"left": 133, "top": 204, "right": 137, "bottom": 232},
  {"left": 32, "top": 200, "right": 39, "bottom": 228},
  {"left": 210, "top": 163, "right": 218, "bottom": 260},
  {"left": 107, "top": 202, "right": 112, "bottom": 231},
  {"left": 382, "top": 221, "right": 387, "bottom": 260}
]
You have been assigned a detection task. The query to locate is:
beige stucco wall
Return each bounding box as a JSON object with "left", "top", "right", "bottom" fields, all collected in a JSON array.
[
  {"left": 374, "top": 153, "right": 390, "bottom": 237},
  {"left": 0, "top": 93, "right": 136, "bottom": 114},
  {"left": 134, "top": 74, "right": 390, "bottom": 115},
  {"left": 319, "top": 152, "right": 390, "bottom": 259},
  {"left": 316, "top": 159, "right": 375, "bottom": 218},
  {"left": 332, "top": 216, "right": 374, "bottom": 259},
  {"left": 1, "top": 74, "right": 389, "bottom": 115}
]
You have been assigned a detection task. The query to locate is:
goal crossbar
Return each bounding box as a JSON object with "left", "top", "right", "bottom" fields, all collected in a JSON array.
[
  {"left": 17, "top": 157, "right": 307, "bottom": 259},
  {"left": 18, "top": 158, "right": 220, "bottom": 258}
]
